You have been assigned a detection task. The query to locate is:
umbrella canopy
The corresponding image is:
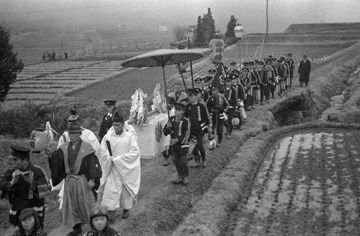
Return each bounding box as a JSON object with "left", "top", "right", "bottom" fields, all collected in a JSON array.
[
  {"left": 121, "top": 49, "right": 204, "bottom": 68},
  {"left": 121, "top": 48, "right": 204, "bottom": 118}
]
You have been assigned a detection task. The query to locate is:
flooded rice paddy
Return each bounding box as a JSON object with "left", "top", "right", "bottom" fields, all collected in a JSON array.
[{"left": 225, "top": 130, "right": 360, "bottom": 236}]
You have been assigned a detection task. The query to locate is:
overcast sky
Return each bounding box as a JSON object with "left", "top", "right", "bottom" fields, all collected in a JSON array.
[{"left": 0, "top": 0, "right": 359, "bottom": 33}]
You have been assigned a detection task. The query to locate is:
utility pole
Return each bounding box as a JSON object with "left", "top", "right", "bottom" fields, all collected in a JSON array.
[{"left": 265, "top": 0, "right": 269, "bottom": 41}]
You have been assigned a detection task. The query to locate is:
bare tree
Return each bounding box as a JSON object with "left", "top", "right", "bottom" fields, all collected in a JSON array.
[{"left": 172, "top": 25, "right": 187, "bottom": 42}]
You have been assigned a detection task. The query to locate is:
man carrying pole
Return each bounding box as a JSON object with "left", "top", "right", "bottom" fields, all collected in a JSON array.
[{"left": 100, "top": 112, "right": 141, "bottom": 222}]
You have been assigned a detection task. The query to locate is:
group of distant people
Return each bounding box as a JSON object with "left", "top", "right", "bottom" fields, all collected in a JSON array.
[
  {"left": 161, "top": 53, "right": 312, "bottom": 185},
  {"left": 0, "top": 51, "right": 312, "bottom": 236},
  {"left": 42, "top": 51, "right": 69, "bottom": 61}
]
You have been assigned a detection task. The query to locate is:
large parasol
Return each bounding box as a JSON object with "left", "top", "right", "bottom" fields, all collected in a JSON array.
[{"left": 121, "top": 49, "right": 204, "bottom": 117}]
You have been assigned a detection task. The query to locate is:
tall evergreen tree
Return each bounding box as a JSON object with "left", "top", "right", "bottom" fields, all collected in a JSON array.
[
  {"left": 203, "top": 8, "right": 216, "bottom": 44},
  {"left": 0, "top": 25, "right": 23, "bottom": 102},
  {"left": 195, "top": 15, "right": 204, "bottom": 45},
  {"left": 225, "top": 15, "right": 237, "bottom": 38}
]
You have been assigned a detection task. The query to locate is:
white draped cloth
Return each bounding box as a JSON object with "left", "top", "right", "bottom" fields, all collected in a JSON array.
[
  {"left": 100, "top": 128, "right": 141, "bottom": 210},
  {"left": 53, "top": 128, "right": 101, "bottom": 209}
]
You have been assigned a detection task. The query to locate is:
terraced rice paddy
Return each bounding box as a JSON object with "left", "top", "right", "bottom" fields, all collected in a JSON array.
[
  {"left": 224, "top": 130, "right": 360, "bottom": 235},
  {"left": 4, "top": 60, "right": 126, "bottom": 108}
]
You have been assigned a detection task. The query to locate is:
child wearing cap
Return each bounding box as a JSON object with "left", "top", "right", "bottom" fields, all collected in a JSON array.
[
  {"left": 84, "top": 206, "right": 120, "bottom": 236},
  {"left": 13, "top": 208, "right": 46, "bottom": 236}
]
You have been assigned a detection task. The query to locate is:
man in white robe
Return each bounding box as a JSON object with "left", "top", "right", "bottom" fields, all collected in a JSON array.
[{"left": 100, "top": 112, "right": 141, "bottom": 221}]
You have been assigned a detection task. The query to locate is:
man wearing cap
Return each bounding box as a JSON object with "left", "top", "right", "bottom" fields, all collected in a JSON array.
[
  {"left": 0, "top": 144, "right": 48, "bottom": 228},
  {"left": 98, "top": 100, "right": 117, "bottom": 142},
  {"left": 185, "top": 88, "right": 211, "bottom": 168},
  {"left": 248, "top": 61, "right": 260, "bottom": 108},
  {"left": 257, "top": 61, "right": 270, "bottom": 105},
  {"left": 48, "top": 123, "right": 102, "bottom": 236},
  {"left": 298, "top": 54, "right": 311, "bottom": 87},
  {"left": 100, "top": 112, "right": 141, "bottom": 221},
  {"left": 168, "top": 83, "right": 188, "bottom": 105},
  {"left": 163, "top": 103, "right": 191, "bottom": 185},
  {"left": 222, "top": 77, "right": 237, "bottom": 139},
  {"left": 194, "top": 77, "right": 209, "bottom": 104},
  {"left": 206, "top": 84, "right": 229, "bottom": 147},
  {"left": 265, "top": 62, "right": 276, "bottom": 99},
  {"left": 286, "top": 53, "right": 295, "bottom": 89}
]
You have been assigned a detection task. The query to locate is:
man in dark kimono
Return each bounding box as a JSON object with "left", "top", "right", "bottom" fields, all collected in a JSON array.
[
  {"left": 0, "top": 144, "right": 48, "bottom": 228},
  {"left": 98, "top": 100, "right": 117, "bottom": 142},
  {"left": 49, "top": 124, "right": 102, "bottom": 236},
  {"left": 298, "top": 55, "right": 312, "bottom": 87}
]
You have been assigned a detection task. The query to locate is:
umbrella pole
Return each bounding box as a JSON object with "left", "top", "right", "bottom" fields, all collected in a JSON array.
[
  {"left": 188, "top": 37, "right": 195, "bottom": 89},
  {"left": 190, "top": 60, "right": 195, "bottom": 89},
  {"left": 162, "top": 66, "right": 170, "bottom": 118},
  {"left": 177, "top": 64, "right": 188, "bottom": 93}
]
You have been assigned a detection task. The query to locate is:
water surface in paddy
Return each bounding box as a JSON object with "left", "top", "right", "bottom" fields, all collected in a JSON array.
[{"left": 230, "top": 131, "right": 360, "bottom": 236}]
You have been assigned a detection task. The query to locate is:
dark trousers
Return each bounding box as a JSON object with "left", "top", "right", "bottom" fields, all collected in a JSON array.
[
  {"left": 211, "top": 113, "right": 224, "bottom": 144},
  {"left": 225, "top": 109, "right": 235, "bottom": 135},
  {"left": 173, "top": 150, "right": 189, "bottom": 178},
  {"left": 289, "top": 70, "right": 294, "bottom": 88},
  {"left": 269, "top": 84, "right": 276, "bottom": 98},
  {"left": 191, "top": 128, "right": 206, "bottom": 162},
  {"left": 260, "top": 85, "right": 270, "bottom": 102}
]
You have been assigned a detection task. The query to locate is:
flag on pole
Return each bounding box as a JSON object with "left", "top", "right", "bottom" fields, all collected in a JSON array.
[{"left": 211, "top": 62, "right": 227, "bottom": 88}]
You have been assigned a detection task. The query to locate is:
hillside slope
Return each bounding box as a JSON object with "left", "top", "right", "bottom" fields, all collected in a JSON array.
[{"left": 243, "top": 22, "right": 360, "bottom": 45}]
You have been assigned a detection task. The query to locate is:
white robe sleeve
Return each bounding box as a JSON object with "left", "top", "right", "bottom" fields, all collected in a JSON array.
[
  {"left": 100, "top": 135, "right": 113, "bottom": 185},
  {"left": 57, "top": 132, "right": 66, "bottom": 149},
  {"left": 111, "top": 135, "right": 141, "bottom": 195}
]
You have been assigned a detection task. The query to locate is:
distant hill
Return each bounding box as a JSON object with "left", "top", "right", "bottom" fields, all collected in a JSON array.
[
  {"left": 242, "top": 22, "right": 360, "bottom": 45},
  {"left": 284, "top": 22, "right": 360, "bottom": 35}
]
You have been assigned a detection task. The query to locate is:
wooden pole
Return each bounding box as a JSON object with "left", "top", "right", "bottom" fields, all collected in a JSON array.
[
  {"left": 188, "top": 37, "right": 195, "bottom": 88},
  {"left": 177, "top": 64, "right": 188, "bottom": 93},
  {"left": 162, "top": 66, "right": 170, "bottom": 118}
]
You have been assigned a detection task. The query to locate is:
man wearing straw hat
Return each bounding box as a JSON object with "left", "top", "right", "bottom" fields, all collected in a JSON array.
[{"left": 48, "top": 123, "right": 102, "bottom": 236}]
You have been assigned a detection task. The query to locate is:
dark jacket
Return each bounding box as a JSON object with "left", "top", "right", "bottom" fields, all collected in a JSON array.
[
  {"left": 298, "top": 59, "right": 311, "bottom": 82},
  {"left": 222, "top": 86, "right": 237, "bottom": 110},
  {"left": 184, "top": 102, "right": 210, "bottom": 131},
  {"left": 258, "top": 70, "right": 269, "bottom": 87},
  {"left": 0, "top": 164, "right": 47, "bottom": 226},
  {"left": 163, "top": 116, "right": 190, "bottom": 156},
  {"left": 48, "top": 140, "right": 102, "bottom": 190},
  {"left": 234, "top": 83, "right": 246, "bottom": 101},
  {"left": 98, "top": 113, "right": 115, "bottom": 142}
]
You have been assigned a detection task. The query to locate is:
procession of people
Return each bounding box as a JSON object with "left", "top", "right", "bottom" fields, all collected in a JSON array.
[{"left": 0, "top": 51, "right": 309, "bottom": 235}]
